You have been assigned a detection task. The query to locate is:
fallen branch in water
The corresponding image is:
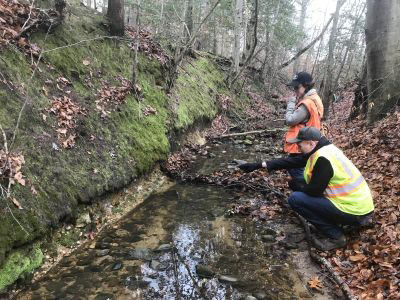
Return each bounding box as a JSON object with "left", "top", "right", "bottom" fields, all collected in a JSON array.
[{"left": 214, "top": 128, "right": 285, "bottom": 139}]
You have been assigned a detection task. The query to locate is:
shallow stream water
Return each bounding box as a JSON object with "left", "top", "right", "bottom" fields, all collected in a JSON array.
[{"left": 17, "top": 135, "right": 321, "bottom": 300}]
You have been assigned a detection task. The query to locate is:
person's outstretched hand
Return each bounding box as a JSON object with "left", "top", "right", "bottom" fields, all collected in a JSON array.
[{"left": 233, "top": 159, "right": 262, "bottom": 173}]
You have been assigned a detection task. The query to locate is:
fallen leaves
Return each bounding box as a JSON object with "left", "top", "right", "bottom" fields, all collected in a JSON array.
[
  {"left": 96, "top": 77, "right": 131, "bottom": 117},
  {"left": 308, "top": 277, "right": 323, "bottom": 289},
  {"left": 142, "top": 105, "right": 157, "bottom": 116},
  {"left": 0, "top": 0, "right": 39, "bottom": 46},
  {"left": 48, "top": 94, "right": 86, "bottom": 149},
  {"left": 125, "top": 27, "right": 170, "bottom": 65},
  {"left": 0, "top": 150, "right": 25, "bottom": 186},
  {"left": 326, "top": 87, "right": 400, "bottom": 299}
]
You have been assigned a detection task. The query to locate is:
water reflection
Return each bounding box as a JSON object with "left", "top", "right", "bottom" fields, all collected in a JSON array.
[{"left": 17, "top": 184, "right": 306, "bottom": 300}]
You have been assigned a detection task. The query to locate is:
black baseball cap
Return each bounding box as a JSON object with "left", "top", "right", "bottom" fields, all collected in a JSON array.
[
  {"left": 288, "top": 71, "right": 313, "bottom": 87},
  {"left": 288, "top": 127, "right": 322, "bottom": 143}
]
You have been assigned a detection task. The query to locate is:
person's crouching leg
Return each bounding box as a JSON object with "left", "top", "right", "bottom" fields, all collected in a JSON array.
[{"left": 288, "top": 192, "right": 347, "bottom": 251}]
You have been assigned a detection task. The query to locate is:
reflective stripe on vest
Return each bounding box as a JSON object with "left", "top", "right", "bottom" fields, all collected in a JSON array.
[{"left": 304, "top": 144, "right": 374, "bottom": 215}]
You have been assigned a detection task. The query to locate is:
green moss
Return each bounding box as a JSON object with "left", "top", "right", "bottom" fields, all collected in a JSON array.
[
  {"left": 0, "top": 1, "right": 240, "bottom": 292},
  {"left": 0, "top": 244, "right": 43, "bottom": 292},
  {"left": 57, "top": 230, "right": 81, "bottom": 248},
  {"left": 174, "top": 57, "right": 226, "bottom": 129}
]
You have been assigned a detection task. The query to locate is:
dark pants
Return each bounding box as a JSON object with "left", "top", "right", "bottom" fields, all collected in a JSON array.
[
  {"left": 288, "top": 191, "right": 370, "bottom": 239},
  {"left": 288, "top": 168, "right": 305, "bottom": 183}
]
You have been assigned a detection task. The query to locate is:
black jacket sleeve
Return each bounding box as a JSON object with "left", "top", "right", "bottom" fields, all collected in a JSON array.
[
  {"left": 266, "top": 154, "right": 309, "bottom": 171},
  {"left": 290, "top": 157, "right": 333, "bottom": 197}
]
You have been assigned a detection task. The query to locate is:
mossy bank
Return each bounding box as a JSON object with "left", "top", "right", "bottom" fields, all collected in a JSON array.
[{"left": 0, "top": 3, "right": 239, "bottom": 292}]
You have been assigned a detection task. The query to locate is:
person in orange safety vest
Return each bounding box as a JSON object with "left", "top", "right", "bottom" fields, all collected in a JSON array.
[{"left": 284, "top": 72, "right": 324, "bottom": 182}]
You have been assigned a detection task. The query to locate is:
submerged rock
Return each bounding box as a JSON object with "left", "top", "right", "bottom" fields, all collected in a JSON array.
[
  {"left": 127, "top": 248, "right": 153, "bottom": 261},
  {"left": 261, "top": 235, "right": 276, "bottom": 243},
  {"left": 150, "top": 260, "right": 168, "bottom": 271},
  {"left": 124, "top": 276, "right": 150, "bottom": 289},
  {"left": 219, "top": 275, "right": 239, "bottom": 284},
  {"left": 262, "top": 227, "right": 277, "bottom": 237},
  {"left": 154, "top": 244, "right": 172, "bottom": 252},
  {"left": 253, "top": 291, "right": 267, "bottom": 299},
  {"left": 112, "top": 261, "right": 123, "bottom": 271},
  {"left": 244, "top": 296, "right": 257, "bottom": 300},
  {"left": 96, "top": 249, "right": 110, "bottom": 257},
  {"left": 195, "top": 264, "right": 215, "bottom": 278}
]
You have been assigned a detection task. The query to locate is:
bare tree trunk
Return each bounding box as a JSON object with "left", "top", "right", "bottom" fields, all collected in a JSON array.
[
  {"left": 166, "top": 0, "right": 222, "bottom": 91},
  {"left": 87, "top": 0, "right": 92, "bottom": 9},
  {"left": 103, "top": 0, "right": 107, "bottom": 13},
  {"left": 156, "top": 0, "right": 164, "bottom": 35},
  {"left": 229, "top": 0, "right": 258, "bottom": 87},
  {"left": 350, "top": 58, "right": 368, "bottom": 119},
  {"left": 108, "top": 0, "right": 125, "bottom": 35},
  {"left": 366, "top": 0, "right": 400, "bottom": 123},
  {"left": 321, "top": 0, "right": 345, "bottom": 119},
  {"left": 311, "top": 7, "right": 328, "bottom": 76},
  {"left": 132, "top": 0, "right": 140, "bottom": 90},
  {"left": 244, "top": 0, "right": 256, "bottom": 62},
  {"left": 293, "top": 0, "right": 310, "bottom": 74},
  {"left": 212, "top": 14, "right": 218, "bottom": 54},
  {"left": 185, "top": 0, "right": 194, "bottom": 43},
  {"left": 334, "top": 2, "right": 365, "bottom": 89},
  {"left": 233, "top": 0, "right": 243, "bottom": 75}
]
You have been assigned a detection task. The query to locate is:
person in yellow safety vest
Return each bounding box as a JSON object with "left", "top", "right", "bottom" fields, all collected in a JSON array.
[{"left": 236, "top": 127, "right": 374, "bottom": 251}]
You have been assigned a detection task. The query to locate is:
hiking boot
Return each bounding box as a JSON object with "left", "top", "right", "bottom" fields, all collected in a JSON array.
[{"left": 312, "top": 235, "right": 347, "bottom": 251}]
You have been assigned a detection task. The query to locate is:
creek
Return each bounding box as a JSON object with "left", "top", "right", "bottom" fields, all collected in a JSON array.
[{"left": 16, "top": 134, "right": 330, "bottom": 300}]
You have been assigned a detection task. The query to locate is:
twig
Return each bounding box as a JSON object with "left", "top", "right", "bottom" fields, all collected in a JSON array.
[
  {"left": 309, "top": 251, "right": 357, "bottom": 300},
  {"left": 41, "top": 36, "right": 122, "bottom": 54},
  {"left": 10, "top": 24, "right": 53, "bottom": 150},
  {"left": 0, "top": 125, "right": 29, "bottom": 236},
  {"left": 171, "top": 246, "right": 181, "bottom": 299},
  {"left": 289, "top": 201, "right": 356, "bottom": 300},
  {"left": 213, "top": 128, "right": 285, "bottom": 139},
  {"left": 20, "top": 0, "right": 36, "bottom": 34},
  {"left": 174, "top": 248, "right": 201, "bottom": 292}
]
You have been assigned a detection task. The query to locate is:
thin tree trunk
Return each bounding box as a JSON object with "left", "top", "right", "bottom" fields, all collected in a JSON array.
[
  {"left": 233, "top": 0, "right": 243, "bottom": 75},
  {"left": 156, "top": 0, "right": 164, "bottom": 35},
  {"left": 293, "top": 0, "right": 310, "bottom": 74},
  {"left": 311, "top": 7, "right": 328, "bottom": 76},
  {"left": 212, "top": 14, "right": 218, "bottom": 54},
  {"left": 321, "top": 0, "right": 346, "bottom": 119},
  {"left": 350, "top": 57, "right": 368, "bottom": 119},
  {"left": 230, "top": 0, "right": 258, "bottom": 87},
  {"left": 334, "top": 2, "right": 365, "bottom": 89},
  {"left": 132, "top": 1, "right": 140, "bottom": 90},
  {"left": 185, "top": 0, "right": 194, "bottom": 43}
]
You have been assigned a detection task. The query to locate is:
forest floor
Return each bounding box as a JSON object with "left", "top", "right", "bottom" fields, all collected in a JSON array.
[{"left": 165, "top": 86, "right": 400, "bottom": 300}]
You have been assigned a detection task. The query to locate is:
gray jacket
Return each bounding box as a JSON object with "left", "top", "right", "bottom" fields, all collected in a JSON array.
[{"left": 285, "top": 89, "right": 318, "bottom": 126}]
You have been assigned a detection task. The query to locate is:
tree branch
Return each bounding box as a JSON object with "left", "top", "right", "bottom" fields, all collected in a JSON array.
[{"left": 279, "top": 13, "right": 334, "bottom": 70}]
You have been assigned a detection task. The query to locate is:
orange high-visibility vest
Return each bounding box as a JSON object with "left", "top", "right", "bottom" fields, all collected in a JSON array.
[{"left": 284, "top": 93, "right": 324, "bottom": 154}]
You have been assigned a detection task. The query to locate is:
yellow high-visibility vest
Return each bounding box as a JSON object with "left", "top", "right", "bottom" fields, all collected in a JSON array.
[{"left": 304, "top": 144, "right": 374, "bottom": 215}]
